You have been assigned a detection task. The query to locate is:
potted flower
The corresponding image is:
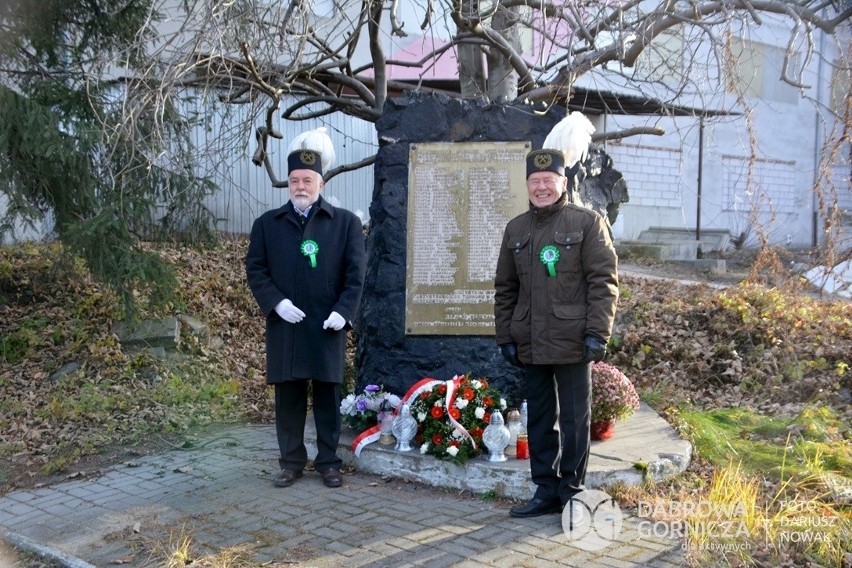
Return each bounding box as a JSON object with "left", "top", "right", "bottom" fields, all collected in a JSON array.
[
  {"left": 340, "top": 384, "right": 401, "bottom": 432},
  {"left": 409, "top": 374, "right": 507, "bottom": 464},
  {"left": 590, "top": 362, "right": 640, "bottom": 441}
]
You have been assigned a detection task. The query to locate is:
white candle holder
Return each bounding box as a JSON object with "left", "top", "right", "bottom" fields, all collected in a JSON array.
[
  {"left": 392, "top": 403, "right": 418, "bottom": 452},
  {"left": 483, "top": 410, "right": 511, "bottom": 462}
]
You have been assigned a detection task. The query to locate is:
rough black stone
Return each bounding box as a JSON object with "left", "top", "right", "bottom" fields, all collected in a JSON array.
[{"left": 356, "top": 92, "right": 626, "bottom": 407}]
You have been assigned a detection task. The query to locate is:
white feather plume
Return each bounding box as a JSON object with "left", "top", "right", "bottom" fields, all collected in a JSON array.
[
  {"left": 542, "top": 112, "right": 595, "bottom": 170},
  {"left": 288, "top": 127, "right": 336, "bottom": 174}
]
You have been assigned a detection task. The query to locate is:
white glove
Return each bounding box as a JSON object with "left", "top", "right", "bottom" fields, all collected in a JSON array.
[
  {"left": 274, "top": 299, "right": 305, "bottom": 323},
  {"left": 323, "top": 311, "right": 346, "bottom": 331}
]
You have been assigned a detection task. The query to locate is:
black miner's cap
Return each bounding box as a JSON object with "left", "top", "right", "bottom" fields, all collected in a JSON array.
[
  {"left": 288, "top": 149, "right": 323, "bottom": 176},
  {"left": 526, "top": 149, "right": 565, "bottom": 178}
]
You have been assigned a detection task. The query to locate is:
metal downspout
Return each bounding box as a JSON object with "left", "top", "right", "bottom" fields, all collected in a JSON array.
[
  {"left": 696, "top": 117, "right": 704, "bottom": 258},
  {"left": 812, "top": 29, "right": 826, "bottom": 247}
]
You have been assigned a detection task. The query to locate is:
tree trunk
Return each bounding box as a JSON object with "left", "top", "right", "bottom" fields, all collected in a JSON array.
[
  {"left": 457, "top": 0, "right": 486, "bottom": 99},
  {"left": 486, "top": 3, "right": 520, "bottom": 102}
]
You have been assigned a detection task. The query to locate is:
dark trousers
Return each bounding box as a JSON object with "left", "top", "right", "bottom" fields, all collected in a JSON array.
[
  {"left": 274, "top": 380, "right": 342, "bottom": 473},
  {"left": 524, "top": 362, "right": 591, "bottom": 505}
]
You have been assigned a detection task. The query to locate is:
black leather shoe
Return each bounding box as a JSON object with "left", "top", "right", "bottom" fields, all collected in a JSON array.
[
  {"left": 509, "top": 498, "right": 562, "bottom": 518},
  {"left": 274, "top": 469, "right": 303, "bottom": 488},
  {"left": 320, "top": 468, "right": 343, "bottom": 488}
]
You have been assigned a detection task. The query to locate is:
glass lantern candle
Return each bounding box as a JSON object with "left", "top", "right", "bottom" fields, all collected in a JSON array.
[
  {"left": 377, "top": 399, "right": 396, "bottom": 445},
  {"left": 515, "top": 434, "right": 530, "bottom": 459},
  {"left": 519, "top": 400, "right": 528, "bottom": 432},
  {"left": 392, "top": 403, "right": 417, "bottom": 452},
  {"left": 482, "top": 410, "right": 511, "bottom": 462},
  {"left": 506, "top": 409, "right": 521, "bottom": 457}
]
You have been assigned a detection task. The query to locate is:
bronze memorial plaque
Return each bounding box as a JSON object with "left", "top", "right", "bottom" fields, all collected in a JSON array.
[{"left": 405, "top": 141, "right": 531, "bottom": 335}]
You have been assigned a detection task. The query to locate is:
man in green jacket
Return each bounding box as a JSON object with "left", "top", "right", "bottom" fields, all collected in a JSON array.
[{"left": 494, "top": 148, "right": 619, "bottom": 517}]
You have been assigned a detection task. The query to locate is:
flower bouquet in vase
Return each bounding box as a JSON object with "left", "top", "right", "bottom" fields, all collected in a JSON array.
[
  {"left": 339, "top": 384, "right": 401, "bottom": 432},
  {"left": 590, "top": 362, "right": 640, "bottom": 441}
]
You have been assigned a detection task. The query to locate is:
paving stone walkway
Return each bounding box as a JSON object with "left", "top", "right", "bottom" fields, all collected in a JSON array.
[{"left": 0, "top": 421, "right": 689, "bottom": 567}]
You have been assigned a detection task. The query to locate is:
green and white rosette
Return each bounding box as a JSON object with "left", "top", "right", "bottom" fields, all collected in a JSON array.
[
  {"left": 300, "top": 239, "right": 319, "bottom": 268},
  {"left": 539, "top": 245, "right": 560, "bottom": 277}
]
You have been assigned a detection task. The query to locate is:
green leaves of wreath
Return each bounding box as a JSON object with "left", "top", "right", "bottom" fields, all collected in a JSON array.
[
  {"left": 539, "top": 245, "right": 560, "bottom": 277},
  {"left": 300, "top": 239, "right": 319, "bottom": 268}
]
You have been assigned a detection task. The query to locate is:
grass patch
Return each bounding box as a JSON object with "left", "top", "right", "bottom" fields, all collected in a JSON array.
[
  {"left": 679, "top": 405, "right": 851, "bottom": 482},
  {"left": 687, "top": 463, "right": 849, "bottom": 567}
]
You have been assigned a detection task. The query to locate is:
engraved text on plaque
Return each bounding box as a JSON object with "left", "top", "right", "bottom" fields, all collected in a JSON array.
[{"left": 405, "top": 142, "right": 530, "bottom": 335}]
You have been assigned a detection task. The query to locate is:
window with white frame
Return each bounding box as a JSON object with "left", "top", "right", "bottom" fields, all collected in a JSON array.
[
  {"left": 728, "top": 37, "right": 800, "bottom": 104},
  {"left": 635, "top": 26, "right": 684, "bottom": 86}
]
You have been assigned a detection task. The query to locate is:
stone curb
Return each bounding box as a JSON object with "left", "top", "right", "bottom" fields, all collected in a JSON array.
[{"left": 2, "top": 530, "right": 96, "bottom": 568}]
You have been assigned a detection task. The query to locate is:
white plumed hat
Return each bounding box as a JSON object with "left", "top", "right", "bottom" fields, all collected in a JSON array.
[
  {"left": 542, "top": 112, "right": 595, "bottom": 171},
  {"left": 287, "top": 127, "right": 336, "bottom": 175}
]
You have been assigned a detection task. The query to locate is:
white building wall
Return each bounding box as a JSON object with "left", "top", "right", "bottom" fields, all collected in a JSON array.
[
  {"left": 0, "top": 193, "right": 53, "bottom": 245},
  {"left": 591, "top": 19, "right": 847, "bottom": 250},
  {"left": 607, "top": 140, "right": 687, "bottom": 240}
]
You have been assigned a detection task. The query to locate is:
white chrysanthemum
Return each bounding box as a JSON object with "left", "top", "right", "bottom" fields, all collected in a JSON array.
[
  {"left": 500, "top": 398, "right": 507, "bottom": 410},
  {"left": 446, "top": 446, "right": 459, "bottom": 457},
  {"left": 366, "top": 396, "right": 383, "bottom": 412},
  {"left": 433, "top": 400, "right": 443, "bottom": 407},
  {"left": 417, "top": 412, "right": 427, "bottom": 422},
  {"left": 339, "top": 394, "right": 357, "bottom": 416},
  {"left": 451, "top": 430, "right": 463, "bottom": 439},
  {"left": 475, "top": 407, "right": 486, "bottom": 419},
  {"left": 471, "top": 380, "right": 482, "bottom": 389},
  {"left": 455, "top": 398, "right": 469, "bottom": 410},
  {"left": 420, "top": 443, "right": 430, "bottom": 454}
]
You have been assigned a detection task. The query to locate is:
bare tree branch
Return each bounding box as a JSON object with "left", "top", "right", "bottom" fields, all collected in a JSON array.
[{"left": 593, "top": 126, "right": 666, "bottom": 142}]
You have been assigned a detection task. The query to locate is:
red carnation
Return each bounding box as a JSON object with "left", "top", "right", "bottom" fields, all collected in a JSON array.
[
  {"left": 430, "top": 406, "right": 444, "bottom": 419},
  {"left": 483, "top": 412, "right": 491, "bottom": 424},
  {"left": 449, "top": 407, "right": 461, "bottom": 420},
  {"left": 420, "top": 391, "right": 429, "bottom": 400},
  {"left": 463, "top": 388, "right": 474, "bottom": 401},
  {"left": 482, "top": 396, "right": 494, "bottom": 407},
  {"left": 470, "top": 427, "right": 484, "bottom": 440},
  {"left": 437, "top": 384, "right": 447, "bottom": 396},
  {"left": 432, "top": 434, "right": 444, "bottom": 445}
]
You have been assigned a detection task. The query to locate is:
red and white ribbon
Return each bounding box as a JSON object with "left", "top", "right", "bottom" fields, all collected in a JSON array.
[
  {"left": 351, "top": 424, "right": 382, "bottom": 457},
  {"left": 445, "top": 375, "right": 477, "bottom": 450}
]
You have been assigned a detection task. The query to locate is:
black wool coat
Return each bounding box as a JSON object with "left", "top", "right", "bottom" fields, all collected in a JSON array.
[{"left": 246, "top": 195, "right": 366, "bottom": 384}]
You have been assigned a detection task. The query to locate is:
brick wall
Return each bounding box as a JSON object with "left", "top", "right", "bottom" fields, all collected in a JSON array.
[
  {"left": 607, "top": 142, "right": 683, "bottom": 208},
  {"left": 721, "top": 155, "right": 800, "bottom": 214}
]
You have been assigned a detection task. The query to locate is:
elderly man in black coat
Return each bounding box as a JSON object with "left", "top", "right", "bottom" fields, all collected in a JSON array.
[{"left": 246, "top": 149, "right": 366, "bottom": 488}]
